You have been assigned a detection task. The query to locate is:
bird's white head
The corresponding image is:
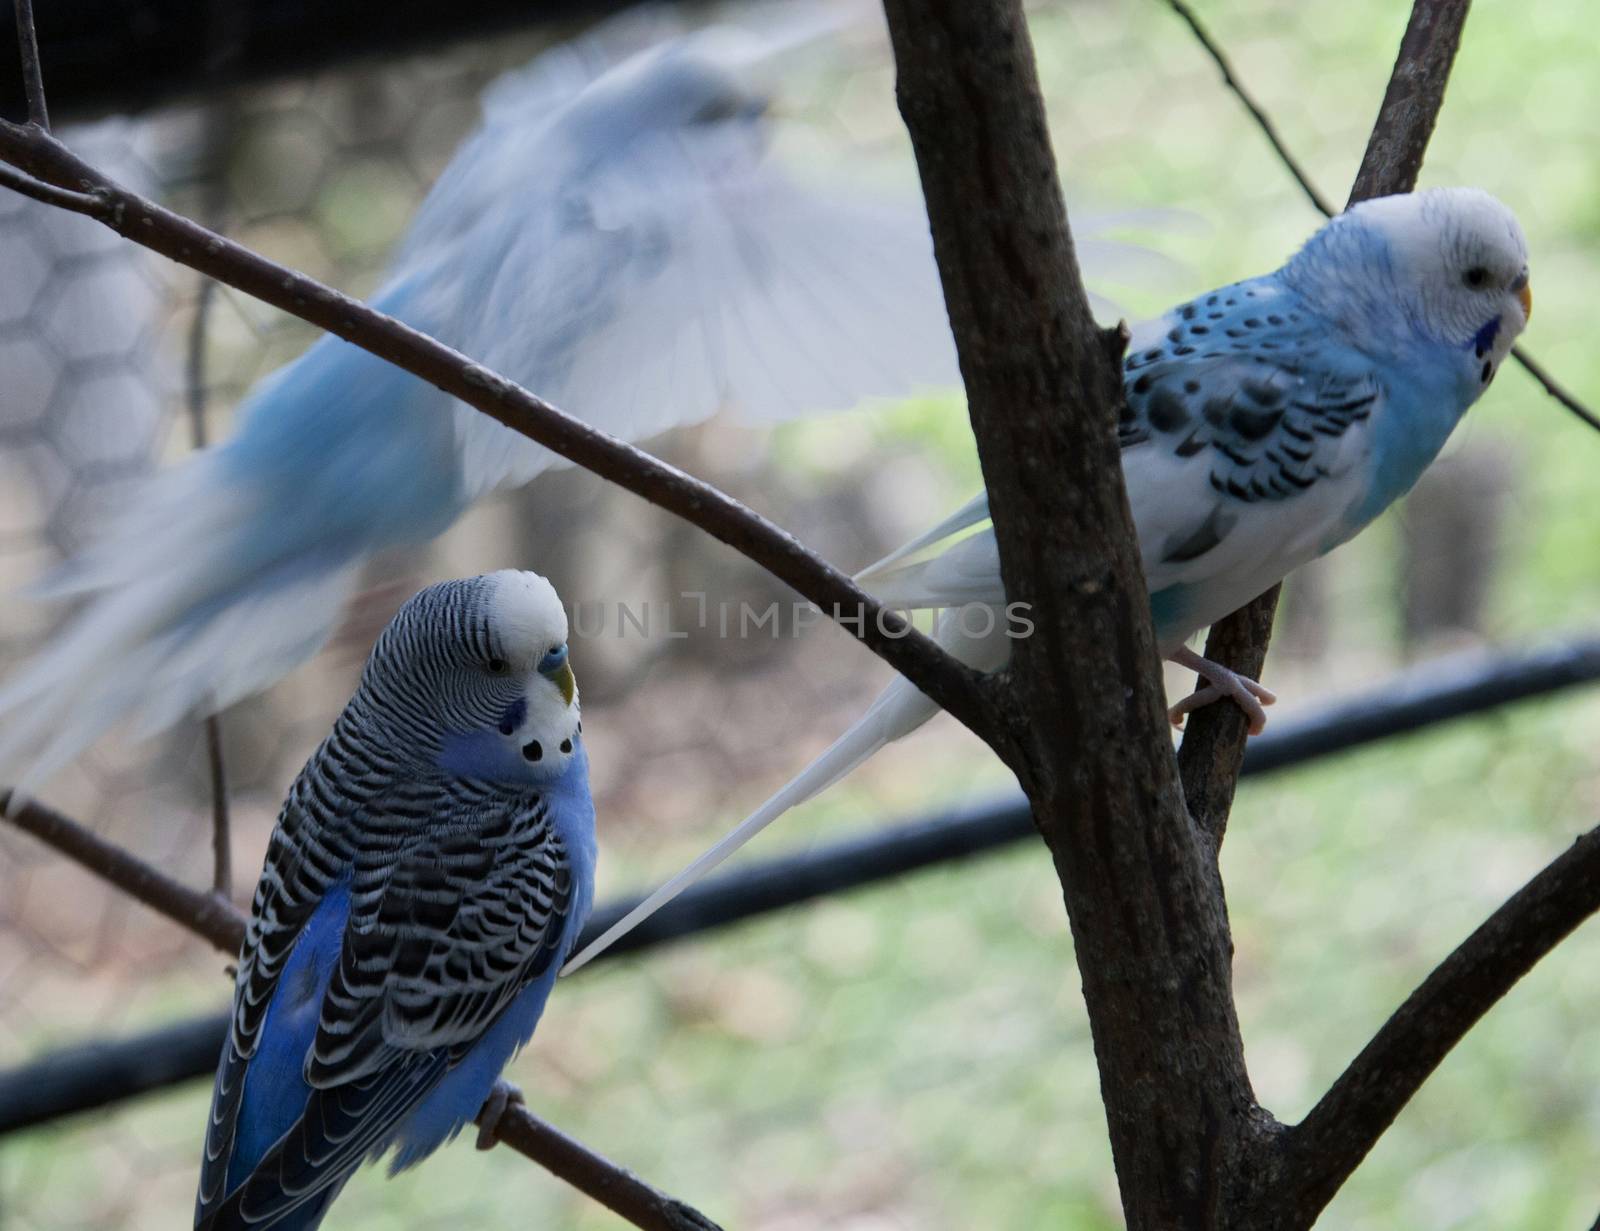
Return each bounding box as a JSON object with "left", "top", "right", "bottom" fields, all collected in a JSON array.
[
  {"left": 1287, "top": 187, "right": 1531, "bottom": 386},
  {"left": 360, "top": 570, "right": 582, "bottom": 787}
]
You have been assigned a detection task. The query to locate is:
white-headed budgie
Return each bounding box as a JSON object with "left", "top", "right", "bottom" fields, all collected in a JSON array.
[
  {"left": 0, "top": 15, "right": 1161, "bottom": 792},
  {"left": 194, "top": 570, "right": 590, "bottom": 1230},
  {"left": 565, "top": 186, "right": 1537, "bottom": 972}
]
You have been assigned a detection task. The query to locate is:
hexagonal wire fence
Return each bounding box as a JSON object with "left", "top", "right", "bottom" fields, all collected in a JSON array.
[{"left": 3, "top": 1, "right": 1600, "bottom": 1228}]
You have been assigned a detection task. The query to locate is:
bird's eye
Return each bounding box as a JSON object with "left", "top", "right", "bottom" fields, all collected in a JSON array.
[
  {"left": 487, "top": 657, "right": 509, "bottom": 676},
  {"left": 1462, "top": 266, "right": 1490, "bottom": 289}
]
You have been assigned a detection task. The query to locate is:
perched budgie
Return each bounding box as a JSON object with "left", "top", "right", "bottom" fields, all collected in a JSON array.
[
  {"left": 0, "top": 13, "right": 1161, "bottom": 791},
  {"left": 195, "top": 570, "right": 591, "bottom": 1231},
  {"left": 565, "top": 186, "right": 1538, "bottom": 972}
]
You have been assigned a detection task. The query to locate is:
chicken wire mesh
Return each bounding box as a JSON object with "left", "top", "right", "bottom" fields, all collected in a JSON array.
[{"left": 3, "top": 1, "right": 1600, "bottom": 1228}]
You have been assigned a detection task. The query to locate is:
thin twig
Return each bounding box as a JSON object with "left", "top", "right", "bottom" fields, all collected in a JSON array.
[
  {"left": 1162, "top": 0, "right": 1600, "bottom": 440},
  {"left": 0, "top": 794, "right": 724, "bottom": 1231},
  {"left": 1510, "top": 345, "right": 1600, "bottom": 432},
  {"left": 186, "top": 97, "right": 234, "bottom": 900},
  {"left": 201, "top": 716, "right": 231, "bottom": 897},
  {"left": 0, "top": 119, "right": 997, "bottom": 752},
  {"left": 484, "top": 1102, "right": 723, "bottom": 1231},
  {"left": 1161, "top": 0, "right": 1335, "bottom": 216},
  {"left": 3, "top": 793, "right": 244, "bottom": 951},
  {"left": 0, "top": 161, "right": 98, "bottom": 210},
  {"left": 13, "top": 0, "right": 49, "bottom": 130},
  {"left": 1279, "top": 824, "right": 1600, "bottom": 1219}
]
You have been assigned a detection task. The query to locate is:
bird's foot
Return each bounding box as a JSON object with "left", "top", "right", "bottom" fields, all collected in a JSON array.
[
  {"left": 474, "top": 1080, "right": 526, "bottom": 1151},
  {"left": 1166, "top": 647, "right": 1276, "bottom": 735}
]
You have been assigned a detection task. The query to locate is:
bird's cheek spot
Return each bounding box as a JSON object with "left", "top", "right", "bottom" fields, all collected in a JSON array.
[
  {"left": 498, "top": 697, "right": 527, "bottom": 737},
  {"left": 1470, "top": 315, "right": 1501, "bottom": 360},
  {"left": 559, "top": 738, "right": 573, "bottom": 755},
  {"left": 522, "top": 740, "right": 543, "bottom": 762}
]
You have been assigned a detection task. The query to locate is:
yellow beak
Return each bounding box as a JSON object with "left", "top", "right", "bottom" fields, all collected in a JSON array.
[
  {"left": 552, "top": 662, "right": 576, "bottom": 707},
  {"left": 1517, "top": 281, "right": 1533, "bottom": 323}
]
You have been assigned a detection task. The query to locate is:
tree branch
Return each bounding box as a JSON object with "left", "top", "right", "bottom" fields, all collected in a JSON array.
[
  {"left": 1345, "top": 0, "right": 1471, "bottom": 209},
  {"left": 1174, "top": 0, "right": 1471, "bottom": 848},
  {"left": 0, "top": 159, "right": 100, "bottom": 210},
  {"left": 0, "top": 794, "right": 724, "bottom": 1231},
  {"left": 1161, "top": 0, "right": 1336, "bottom": 217},
  {"left": 1277, "top": 824, "right": 1600, "bottom": 1221},
  {"left": 12, "top": 0, "right": 49, "bottom": 129},
  {"left": 185, "top": 93, "right": 235, "bottom": 901},
  {"left": 484, "top": 1105, "right": 723, "bottom": 1231},
  {"left": 4, "top": 793, "right": 246, "bottom": 951},
  {"left": 880, "top": 3, "right": 1268, "bottom": 1224},
  {"left": 0, "top": 120, "right": 998, "bottom": 751},
  {"left": 1511, "top": 345, "right": 1600, "bottom": 432}
]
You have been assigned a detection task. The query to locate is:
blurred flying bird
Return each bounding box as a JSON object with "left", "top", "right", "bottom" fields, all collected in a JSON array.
[
  {"left": 195, "top": 571, "right": 591, "bottom": 1231},
  {"left": 565, "top": 186, "right": 1543, "bottom": 972},
  {"left": 0, "top": 11, "right": 1162, "bottom": 790}
]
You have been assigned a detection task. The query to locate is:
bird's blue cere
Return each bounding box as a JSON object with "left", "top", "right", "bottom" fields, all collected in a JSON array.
[{"left": 538, "top": 643, "right": 569, "bottom": 676}]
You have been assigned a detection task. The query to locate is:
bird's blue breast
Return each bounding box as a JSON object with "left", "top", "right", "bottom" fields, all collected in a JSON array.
[{"left": 1345, "top": 357, "right": 1469, "bottom": 532}]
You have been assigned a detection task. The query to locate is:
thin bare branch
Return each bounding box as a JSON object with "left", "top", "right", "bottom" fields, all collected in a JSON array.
[
  {"left": 0, "top": 118, "right": 998, "bottom": 750},
  {"left": 13, "top": 0, "right": 49, "bottom": 129},
  {"left": 1511, "top": 345, "right": 1600, "bottom": 432},
  {"left": 3, "top": 793, "right": 245, "bottom": 951},
  {"left": 201, "top": 717, "right": 231, "bottom": 897},
  {"left": 1175, "top": 0, "right": 1470, "bottom": 846},
  {"left": 185, "top": 97, "right": 235, "bottom": 900},
  {"left": 482, "top": 1100, "right": 723, "bottom": 1231},
  {"left": 0, "top": 160, "right": 99, "bottom": 211},
  {"left": 1161, "top": 0, "right": 1335, "bottom": 216},
  {"left": 0, "top": 794, "right": 723, "bottom": 1231},
  {"left": 1279, "top": 824, "right": 1600, "bottom": 1220}
]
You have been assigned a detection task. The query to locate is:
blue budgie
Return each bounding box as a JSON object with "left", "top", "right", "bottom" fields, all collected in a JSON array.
[
  {"left": 194, "top": 570, "right": 591, "bottom": 1231},
  {"left": 566, "top": 186, "right": 1537, "bottom": 972},
  {"left": 0, "top": 15, "right": 1160, "bottom": 790}
]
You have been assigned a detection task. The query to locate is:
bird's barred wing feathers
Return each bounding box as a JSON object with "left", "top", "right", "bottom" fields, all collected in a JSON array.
[
  {"left": 200, "top": 782, "right": 574, "bottom": 1227},
  {"left": 309, "top": 786, "right": 574, "bottom": 1086},
  {"left": 197, "top": 1053, "right": 449, "bottom": 1230},
  {"left": 1117, "top": 282, "right": 1385, "bottom": 592}
]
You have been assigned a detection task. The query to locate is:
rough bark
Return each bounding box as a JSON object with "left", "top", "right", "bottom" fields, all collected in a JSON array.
[{"left": 880, "top": 4, "right": 1270, "bottom": 1224}]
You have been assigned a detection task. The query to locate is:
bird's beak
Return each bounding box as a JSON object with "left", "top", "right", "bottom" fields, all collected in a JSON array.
[
  {"left": 552, "top": 662, "right": 576, "bottom": 707},
  {"left": 1517, "top": 281, "right": 1533, "bottom": 323}
]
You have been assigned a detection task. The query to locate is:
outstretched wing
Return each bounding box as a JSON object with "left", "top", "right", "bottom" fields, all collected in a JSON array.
[
  {"left": 420, "top": 20, "right": 1168, "bottom": 499},
  {"left": 202, "top": 787, "right": 575, "bottom": 1229},
  {"left": 445, "top": 121, "right": 964, "bottom": 499}
]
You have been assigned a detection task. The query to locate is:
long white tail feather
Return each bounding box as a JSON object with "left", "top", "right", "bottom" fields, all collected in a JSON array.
[
  {"left": 852, "top": 490, "right": 990, "bottom": 585},
  {"left": 856, "top": 528, "right": 1006, "bottom": 611},
  {"left": 0, "top": 457, "right": 361, "bottom": 795},
  {"left": 562, "top": 603, "right": 1012, "bottom": 974}
]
